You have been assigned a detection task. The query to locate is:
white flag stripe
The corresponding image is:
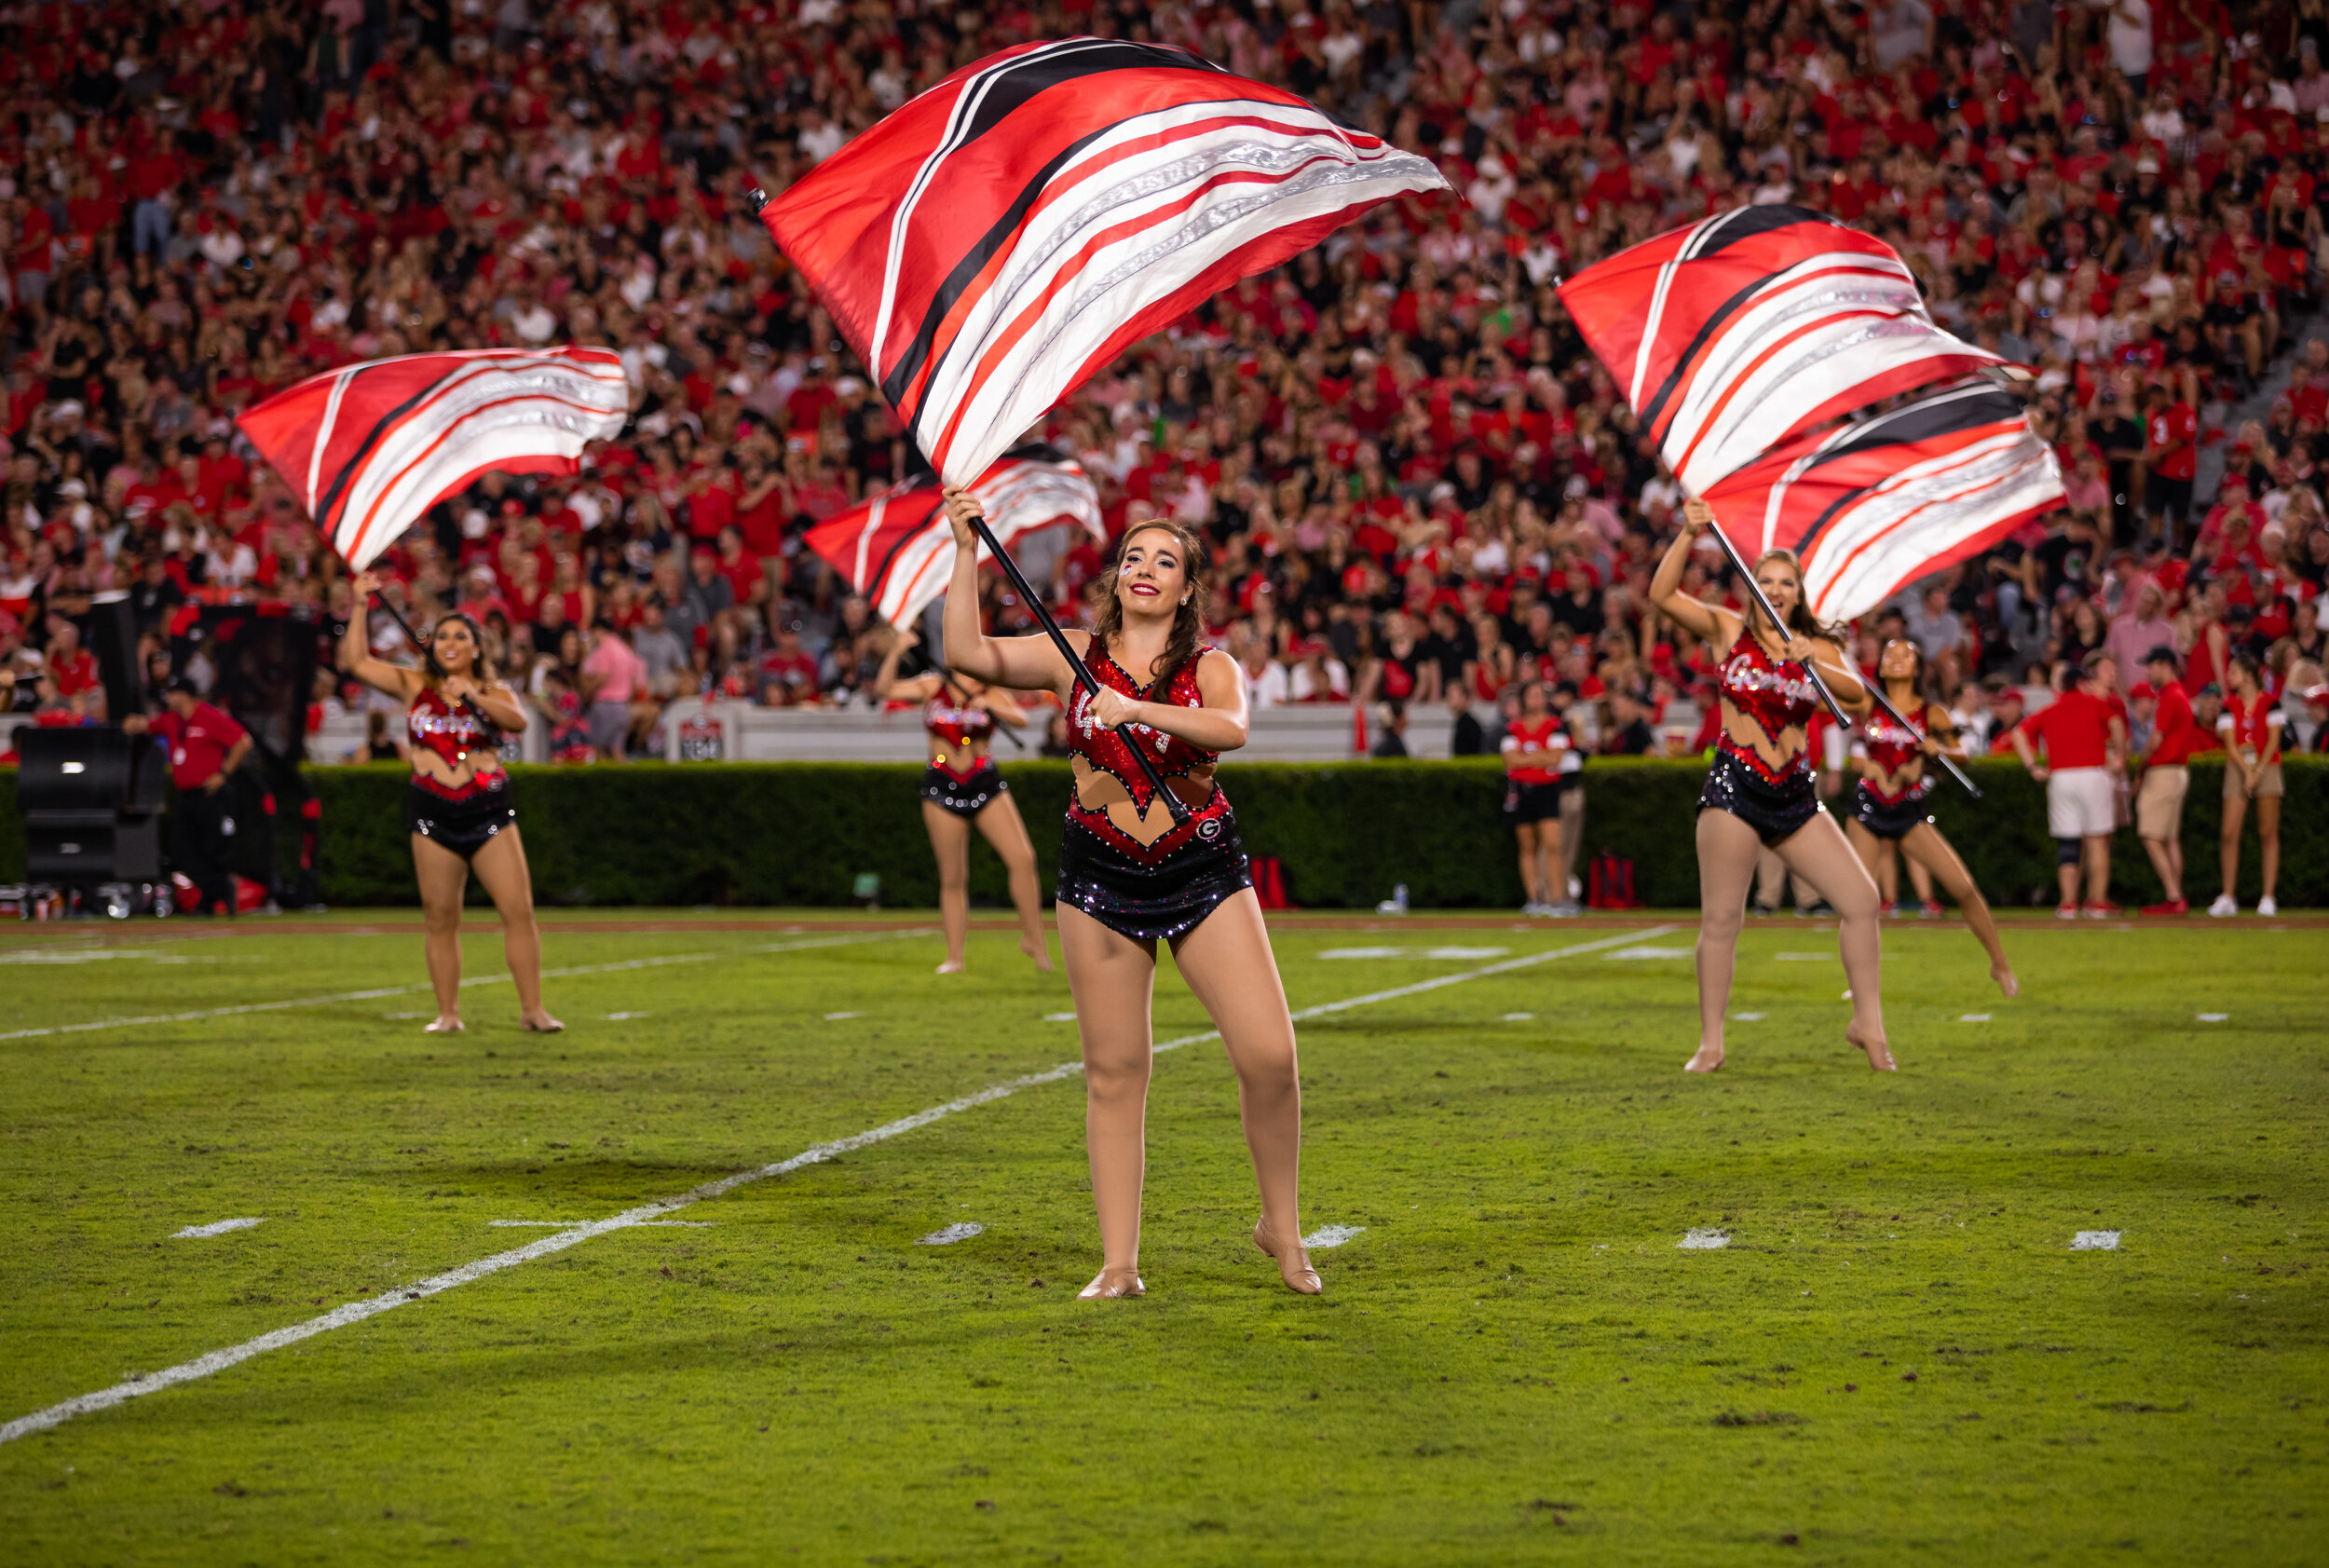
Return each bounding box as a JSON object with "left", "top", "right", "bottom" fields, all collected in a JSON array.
[
  {"left": 933, "top": 149, "right": 1434, "bottom": 482},
  {"left": 922, "top": 127, "right": 1420, "bottom": 470},
  {"left": 911, "top": 95, "right": 1391, "bottom": 423},
  {"left": 306, "top": 366, "right": 358, "bottom": 513},
  {"left": 334, "top": 360, "right": 627, "bottom": 566},
  {"left": 1663, "top": 259, "right": 1995, "bottom": 490},
  {"left": 1804, "top": 430, "right": 2063, "bottom": 622},
  {"left": 848, "top": 459, "right": 1103, "bottom": 628},
  {"left": 1798, "top": 433, "right": 2059, "bottom": 624}
]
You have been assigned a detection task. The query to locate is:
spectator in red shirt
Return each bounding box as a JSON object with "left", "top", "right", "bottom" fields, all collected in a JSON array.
[
  {"left": 121, "top": 680, "right": 252, "bottom": 917},
  {"left": 42, "top": 616, "right": 99, "bottom": 700},
  {"left": 2009, "top": 658, "right": 2128, "bottom": 920},
  {"left": 2132, "top": 647, "right": 2195, "bottom": 915},
  {"left": 2142, "top": 384, "right": 2198, "bottom": 552}
]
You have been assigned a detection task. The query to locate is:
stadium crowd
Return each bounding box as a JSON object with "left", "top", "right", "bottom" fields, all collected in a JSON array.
[{"left": 3, "top": 0, "right": 2328, "bottom": 771}]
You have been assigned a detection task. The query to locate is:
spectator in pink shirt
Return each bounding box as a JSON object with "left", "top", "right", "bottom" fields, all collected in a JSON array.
[{"left": 579, "top": 626, "right": 647, "bottom": 761}]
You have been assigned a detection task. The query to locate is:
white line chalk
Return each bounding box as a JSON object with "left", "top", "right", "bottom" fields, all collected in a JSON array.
[
  {"left": 916, "top": 1222, "right": 985, "bottom": 1245},
  {"left": 171, "top": 1219, "right": 265, "bottom": 1239},
  {"left": 486, "top": 1220, "right": 714, "bottom": 1228},
  {"left": 2071, "top": 1231, "right": 2121, "bottom": 1251},
  {"left": 0, "top": 930, "right": 932, "bottom": 1043},
  {"left": 1678, "top": 1229, "right": 1731, "bottom": 1250},
  {"left": 2196, "top": 1013, "right": 2229, "bottom": 1023},
  {"left": 0, "top": 926, "right": 1668, "bottom": 1446},
  {"left": 1960, "top": 1013, "right": 1993, "bottom": 1022},
  {"left": 1302, "top": 1225, "right": 1366, "bottom": 1249},
  {"left": 1606, "top": 946, "right": 1694, "bottom": 961}
]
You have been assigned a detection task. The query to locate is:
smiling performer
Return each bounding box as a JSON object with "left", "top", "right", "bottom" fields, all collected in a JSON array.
[
  {"left": 939, "top": 488, "right": 1317, "bottom": 1301},
  {"left": 341, "top": 572, "right": 559, "bottom": 1035},
  {"left": 1847, "top": 638, "right": 2017, "bottom": 998},
  {"left": 1651, "top": 499, "right": 1889, "bottom": 1072}
]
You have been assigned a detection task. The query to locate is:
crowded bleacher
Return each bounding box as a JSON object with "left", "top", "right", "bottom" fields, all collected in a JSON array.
[{"left": 5, "top": 0, "right": 2328, "bottom": 766}]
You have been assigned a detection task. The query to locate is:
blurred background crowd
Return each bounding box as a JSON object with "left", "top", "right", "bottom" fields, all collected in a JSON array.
[{"left": 4, "top": 0, "right": 2328, "bottom": 769}]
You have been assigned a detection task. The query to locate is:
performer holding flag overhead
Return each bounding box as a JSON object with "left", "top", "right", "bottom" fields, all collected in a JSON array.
[
  {"left": 1652, "top": 501, "right": 1888, "bottom": 1072},
  {"left": 236, "top": 347, "right": 630, "bottom": 1032},
  {"left": 756, "top": 36, "right": 1447, "bottom": 1297},
  {"left": 1564, "top": 205, "right": 2063, "bottom": 1071}
]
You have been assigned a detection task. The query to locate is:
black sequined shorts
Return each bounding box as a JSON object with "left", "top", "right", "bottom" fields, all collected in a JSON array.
[
  {"left": 406, "top": 779, "right": 517, "bottom": 859},
  {"left": 1696, "top": 749, "right": 1820, "bottom": 848},
  {"left": 1850, "top": 782, "right": 1932, "bottom": 840},
  {"left": 920, "top": 762, "right": 1007, "bottom": 818},
  {"left": 1056, "top": 803, "right": 1252, "bottom": 945}
]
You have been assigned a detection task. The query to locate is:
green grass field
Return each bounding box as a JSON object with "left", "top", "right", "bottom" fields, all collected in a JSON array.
[{"left": 0, "top": 908, "right": 2322, "bottom": 1564}]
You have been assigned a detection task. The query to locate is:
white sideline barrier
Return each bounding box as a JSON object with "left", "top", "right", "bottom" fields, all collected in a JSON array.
[{"left": 650, "top": 701, "right": 1390, "bottom": 763}]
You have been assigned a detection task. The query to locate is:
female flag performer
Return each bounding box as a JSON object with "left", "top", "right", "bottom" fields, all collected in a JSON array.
[
  {"left": 872, "top": 627, "right": 1053, "bottom": 976},
  {"left": 937, "top": 488, "right": 1319, "bottom": 1301},
  {"left": 341, "top": 575, "right": 560, "bottom": 1034},
  {"left": 1650, "top": 499, "right": 1891, "bottom": 1073},
  {"left": 1846, "top": 638, "right": 2018, "bottom": 997}
]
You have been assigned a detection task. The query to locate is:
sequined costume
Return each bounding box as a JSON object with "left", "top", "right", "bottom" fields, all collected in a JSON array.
[
  {"left": 403, "top": 686, "right": 516, "bottom": 858},
  {"left": 1056, "top": 645, "right": 1251, "bottom": 943},
  {"left": 1696, "top": 630, "right": 1822, "bottom": 846},
  {"left": 919, "top": 687, "right": 1009, "bottom": 817},
  {"left": 1851, "top": 705, "right": 1936, "bottom": 839}
]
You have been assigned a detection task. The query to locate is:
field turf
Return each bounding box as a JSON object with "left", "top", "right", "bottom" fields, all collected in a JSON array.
[{"left": 0, "top": 908, "right": 2322, "bottom": 1565}]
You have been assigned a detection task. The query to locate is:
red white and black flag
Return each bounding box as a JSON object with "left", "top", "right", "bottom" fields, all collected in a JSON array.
[
  {"left": 759, "top": 38, "right": 1448, "bottom": 485},
  {"left": 804, "top": 450, "right": 1104, "bottom": 628},
  {"left": 1696, "top": 383, "right": 2063, "bottom": 625},
  {"left": 236, "top": 348, "right": 631, "bottom": 569},
  {"left": 1557, "top": 205, "right": 1999, "bottom": 494}
]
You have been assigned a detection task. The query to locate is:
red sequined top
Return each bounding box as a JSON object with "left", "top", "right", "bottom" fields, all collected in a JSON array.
[
  {"left": 407, "top": 686, "right": 504, "bottom": 800},
  {"left": 1858, "top": 706, "right": 1935, "bottom": 806},
  {"left": 1065, "top": 644, "right": 1232, "bottom": 865},
  {"left": 923, "top": 688, "right": 995, "bottom": 780},
  {"left": 1715, "top": 632, "right": 1819, "bottom": 784}
]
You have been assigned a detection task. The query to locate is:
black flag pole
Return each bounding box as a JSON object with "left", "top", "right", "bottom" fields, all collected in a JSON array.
[
  {"left": 744, "top": 181, "right": 1184, "bottom": 823},
  {"left": 364, "top": 587, "right": 504, "bottom": 741},
  {"left": 1698, "top": 515, "right": 1980, "bottom": 798},
  {"left": 962, "top": 511, "right": 1191, "bottom": 826}
]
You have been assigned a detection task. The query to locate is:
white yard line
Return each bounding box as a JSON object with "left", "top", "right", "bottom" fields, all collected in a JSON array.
[
  {"left": 0, "top": 925, "right": 1668, "bottom": 1446},
  {"left": 0, "top": 931, "right": 933, "bottom": 1043}
]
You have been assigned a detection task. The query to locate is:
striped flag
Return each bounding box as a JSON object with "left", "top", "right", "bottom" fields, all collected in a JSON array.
[
  {"left": 758, "top": 38, "right": 1448, "bottom": 486},
  {"left": 1697, "top": 384, "right": 2064, "bottom": 625},
  {"left": 236, "top": 348, "right": 631, "bottom": 569},
  {"left": 803, "top": 451, "right": 1104, "bottom": 628},
  {"left": 1557, "top": 205, "right": 1999, "bottom": 494}
]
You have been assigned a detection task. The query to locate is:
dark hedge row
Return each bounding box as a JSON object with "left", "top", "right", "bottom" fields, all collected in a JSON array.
[{"left": 2, "top": 757, "right": 2320, "bottom": 908}]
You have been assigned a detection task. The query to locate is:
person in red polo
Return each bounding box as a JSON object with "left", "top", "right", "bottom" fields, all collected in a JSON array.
[
  {"left": 2133, "top": 645, "right": 2195, "bottom": 915},
  {"left": 123, "top": 679, "right": 252, "bottom": 917},
  {"left": 2010, "top": 655, "right": 2128, "bottom": 919}
]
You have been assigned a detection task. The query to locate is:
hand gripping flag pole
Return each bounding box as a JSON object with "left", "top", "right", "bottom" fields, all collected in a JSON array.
[
  {"left": 960, "top": 505, "right": 1190, "bottom": 825},
  {"left": 1696, "top": 508, "right": 1979, "bottom": 798}
]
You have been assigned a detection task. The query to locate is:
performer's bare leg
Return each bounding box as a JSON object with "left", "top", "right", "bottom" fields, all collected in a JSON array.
[
  {"left": 923, "top": 801, "right": 972, "bottom": 973},
  {"left": 1774, "top": 813, "right": 1893, "bottom": 1070},
  {"left": 470, "top": 826, "right": 560, "bottom": 1030},
  {"left": 1172, "top": 889, "right": 1318, "bottom": 1294},
  {"left": 1900, "top": 821, "right": 2018, "bottom": 998},
  {"left": 413, "top": 833, "right": 469, "bottom": 1031},
  {"left": 1689, "top": 809, "right": 1761, "bottom": 1072},
  {"left": 974, "top": 794, "right": 1053, "bottom": 971},
  {"left": 1057, "top": 903, "right": 1155, "bottom": 1298}
]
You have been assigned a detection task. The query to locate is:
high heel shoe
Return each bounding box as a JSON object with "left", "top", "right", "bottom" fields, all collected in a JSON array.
[
  {"left": 1253, "top": 1220, "right": 1323, "bottom": 1295},
  {"left": 1077, "top": 1266, "right": 1144, "bottom": 1300}
]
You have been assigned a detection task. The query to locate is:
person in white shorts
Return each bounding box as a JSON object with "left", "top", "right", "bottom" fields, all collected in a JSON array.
[{"left": 2009, "top": 659, "right": 2129, "bottom": 918}]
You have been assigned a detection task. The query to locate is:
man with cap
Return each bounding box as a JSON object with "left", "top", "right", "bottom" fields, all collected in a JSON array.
[
  {"left": 123, "top": 679, "right": 252, "bottom": 917},
  {"left": 2132, "top": 645, "right": 2195, "bottom": 914}
]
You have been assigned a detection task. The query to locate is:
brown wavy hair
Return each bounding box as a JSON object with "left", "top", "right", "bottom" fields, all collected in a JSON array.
[
  {"left": 1750, "top": 549, "right": 1845, "bottom": 645},
  {"left": 426, "top": 610, "right": 498, "bottom": 688},
  {"left": 1089, "top": 518, "right": 1209, "bottom": 686}
]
